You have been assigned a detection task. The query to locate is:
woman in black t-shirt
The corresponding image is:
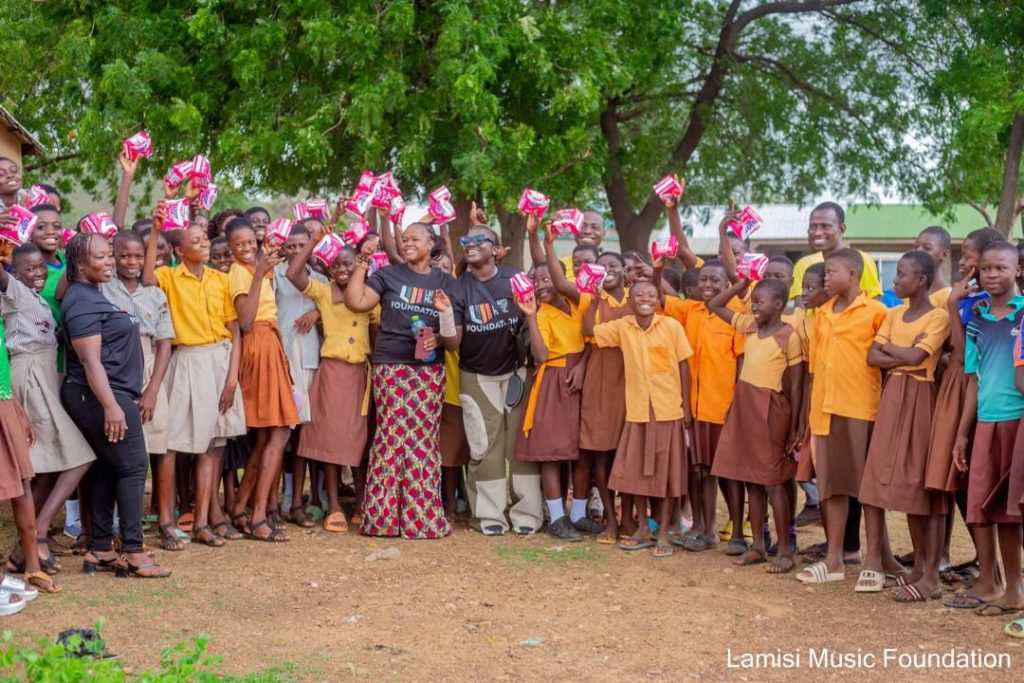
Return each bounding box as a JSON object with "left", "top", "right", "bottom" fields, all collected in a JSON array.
[
  {"left": 344, "top": 222, "right": 453, "bottom": 539},
  {"left": 438, "top": 225, "right": 543, "bottom": 536},
  {"left": 59, "top": 233, "right": 169, "bottom": 578}
]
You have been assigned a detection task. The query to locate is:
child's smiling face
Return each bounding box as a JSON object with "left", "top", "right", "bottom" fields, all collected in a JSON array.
[
  {"left": 228, "top": 227, "right": 258, "bottom": 265},
  {"left": 698, "top": 264, "right": 728, "bottom": 302}
]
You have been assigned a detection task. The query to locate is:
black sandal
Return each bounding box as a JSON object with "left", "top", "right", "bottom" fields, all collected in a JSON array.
[
  {"left": 288, "top": 507, "right": 315, "bottom": 529},
  {"left": 159, "top": 524, "right": 186, "bottom": 552},
  {"left": 268, "top": 510, "right": 286, "bottom": 531},
  {"left": 82, "top": 552, "right": 121, "bottom": 574},
  {"left": 191, "top": 525, "right": 226, "bottom": 548},
  {"left": 114, "top": 555, "right": 171, "bottom": 579},
  {"left": 230, "top": 511, "right": 252, "bottom": 536},
  {"left": 249, "top": 519, "right": 289, "bottom": 543},
  {"left": 211, "top": 520, "right": 244, "bottom": 541}
]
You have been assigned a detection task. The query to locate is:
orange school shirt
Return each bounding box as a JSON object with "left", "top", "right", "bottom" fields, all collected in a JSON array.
[
  {"left": 592, "top": 314, "right": 693, "bottom": 423},
  {"left": 154, "top": 264, "right": 236, "bottom": 347},
  {"left": 662, "top": 297, "right": 744, "bottom": 424},
  {"left": 536, "top": 299, "right": 589, "bottom": 360},
  {"left": 809, "top": 293, "right": 888, "bottom": 436}
]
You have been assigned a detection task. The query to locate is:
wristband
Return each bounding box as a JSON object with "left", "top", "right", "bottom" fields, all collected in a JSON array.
[
  {"left": 356, "top": 255, "right": 372, "bottom": 269},
  {"left": 439, "top": 307, "right": 456, "bottom": 337}
]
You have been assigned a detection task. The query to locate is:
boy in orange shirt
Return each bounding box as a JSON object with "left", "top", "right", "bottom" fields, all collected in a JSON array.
[
  {"left": 797, "top": 249, "right": 888, "bottom": 584},
  {"left": 655, "top": 258, "right": 744, "bottom": 553}
]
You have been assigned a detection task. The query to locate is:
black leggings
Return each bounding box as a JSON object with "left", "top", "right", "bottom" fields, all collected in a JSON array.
[{"left": 61, "top": 383, "right": 147, "bottom": 553}]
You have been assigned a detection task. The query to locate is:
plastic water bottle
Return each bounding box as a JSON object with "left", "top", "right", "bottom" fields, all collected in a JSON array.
[{"left": 411, "top": 315, "right": 436, "bottom": 362}]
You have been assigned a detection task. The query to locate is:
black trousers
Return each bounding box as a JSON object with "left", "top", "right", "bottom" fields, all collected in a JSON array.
[{"left": 61, "top": 383, "right": 147, "bottom": 553}]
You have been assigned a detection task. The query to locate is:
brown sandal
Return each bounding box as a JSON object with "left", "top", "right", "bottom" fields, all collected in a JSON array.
[
  {"left": 26, "top": 571, "right": 62, "bottom": 594},
  {"left": 323, "top": 511, "right": 349, "bottom": 533},
  {"left": 114, "top": 555, "right": 171, "bottom": 579}
]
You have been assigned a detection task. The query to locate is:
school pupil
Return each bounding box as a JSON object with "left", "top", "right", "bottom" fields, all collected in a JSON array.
[
  {"left": 793, "top": 263, "right": 828, "bottom": 528},
  {"left": 558, "top": 210, "right": 606, "bottom": 279},
  {"left": 948, "top": 241, "right": 1024, "bottom": 616},
  {"left": 859, "top": 251, "right": 950, "bottom": 600},
  {"left": 515, "top": 216, "right": 588, "bottom": 541},
  {"left": 657, "top": 258, "right": 744, "bottom": 554},
  {"left": 287, "top": 233, "right": 373, "bottom": 533},
  {"left": 208, "top": 236, "right": 233, "bottom": 273},
  {"left": 798, "top": 249, "right": 887, "bottom": 584},
  {"left": 542, "top": 227, "right": 630, "bottom": 540},
  {"left": 225, "top": 217, "right": 300, "bottom": 542},
  {"left": 143, "top": 203, "right": 247, "bottom": 547},
  {"left": 585, "top": 279, "right": 693, "bottom": 558},
  {"left": 706, "top": 277, "right": 803, "bottom": 572},
  {"left": 913, "top": 226, "right": 952, "bottom": 306}
]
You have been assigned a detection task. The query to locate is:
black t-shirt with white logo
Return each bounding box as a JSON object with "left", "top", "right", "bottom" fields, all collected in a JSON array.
[
  {"left": 62, "top": 283, "right": 145, "bottom": 399},
  {"left": 451, "top": 266, "right": 523, "bottom": 376},
  {"left": 366, "top": 263, "right": 454, "bottom": 364}
]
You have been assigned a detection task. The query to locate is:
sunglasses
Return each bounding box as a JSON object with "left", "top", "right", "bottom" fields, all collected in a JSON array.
[{"left": 459, "top": 234, "right": 495, "bottom": 248}]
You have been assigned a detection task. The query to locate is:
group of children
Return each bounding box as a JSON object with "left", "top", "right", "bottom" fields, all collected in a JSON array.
[{"left": 1, "top": 150, "right": 1024, "bottom": 638}]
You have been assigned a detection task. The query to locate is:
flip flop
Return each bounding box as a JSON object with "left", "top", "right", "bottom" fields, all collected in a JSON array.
[
  {"left": 595, "top": 532, "right": 617, "bottom": 545},
  {"left": 855, "top": 569, "right": 885, "bottom": 593},
  {"left": 734, "top": 548, "right": 767, "bottom": 566},
  {"left": 175, "top": 512, "right": 194, "bottom": 533},
  {"left": 796, "top": 561, "right": 845, "bottom": 584},
  {"left": 943, "top": 593, "right": 989, "bottom": 609},
  {"left": 324, "top": 511, "right": 349, "bottom": 533},
  {"left": 884, "top": 572, "right": 909, "bottom": 589},
  {"left": 975, "top": 602, "right": 1023, "bottom": 617},
  {"left": 1004, "top": 618, "right": 1024, "bottom": 638},
  {"left": 652, "top": 544, "right": 674, "bottom": 559},
  {"left": 618, "top": 537, "right": 655, "bottom": 551},
  {"left": 892, "top": 585, "right": 941, "bottom": 603}
]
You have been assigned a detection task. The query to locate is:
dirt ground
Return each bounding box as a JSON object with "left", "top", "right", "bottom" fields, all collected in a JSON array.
[{"left": 2, "top": 498, "right": 1022, "bottom": 682}]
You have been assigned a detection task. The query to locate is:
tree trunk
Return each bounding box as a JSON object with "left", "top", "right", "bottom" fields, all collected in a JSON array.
[
  {"left": 995, "top": 112, "right": 1024, "bottom": 237},
  {"left": 496, "top": 206, "right": 526, "bottom": 270}
]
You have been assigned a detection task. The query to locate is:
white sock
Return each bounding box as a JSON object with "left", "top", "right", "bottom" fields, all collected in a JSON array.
[
  {"left": 569, "top": 498, "right": 588, "bottom": 522},
  {"left": 64, "top": 500, "right": 80, "bottom": 525},
  {"left": 546, "top": 498, "right": 565, "bottom": 521}
]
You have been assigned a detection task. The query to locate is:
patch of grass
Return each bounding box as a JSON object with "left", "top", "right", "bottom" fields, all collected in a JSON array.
[{"left": 495, "top": 544, "right": 602, "bottom": 568}]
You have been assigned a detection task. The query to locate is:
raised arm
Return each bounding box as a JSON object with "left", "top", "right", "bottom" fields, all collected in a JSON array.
[
  {"left": 526, "top": 213, "right": 544, "bottom": 267},
  {"left": 717, "top": 210, "right": 742, "bottom": 284},
  {"left": 582, "top": 294, "right": 600, "bottom": 338},
  {"left": 544, "top": 222, "right": 581, "bottom": 305},
  {"left": 343, "top": 241, "right": 383, "bottom": 313},
  {"left": 112, "top": 151, "right": 139, "bottom": 229},
  {"left": 665, "top": 198, "right": 700, "bottom": 270},
  {"left": 142, "top": 201, "right": 166, "bottom": 287},
  {"left": 946, "top": 269, "right": 974, "bottom": 365},
  {"left": 285, "top": 227, "right": 320, "bottom": 293},
  {"left": 707, "top": 278, "right": 749, "bottom": 325},
  {"left": 378, "top": 206, "right": 405, "bottom": 265}
]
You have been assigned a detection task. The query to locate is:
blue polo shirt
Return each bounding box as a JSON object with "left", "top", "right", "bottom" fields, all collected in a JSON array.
[{"left": 965, "top": 295, "right": 1024, "bottom": 422}]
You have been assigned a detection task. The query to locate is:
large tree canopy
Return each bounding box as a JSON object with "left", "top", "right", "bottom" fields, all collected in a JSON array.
[{"left": 0, "top": 1, "right": 940, "bottom": 259}]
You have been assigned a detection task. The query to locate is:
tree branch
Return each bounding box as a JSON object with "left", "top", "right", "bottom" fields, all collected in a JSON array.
[
  {"left": 964, "top": 199, "right": 994, "bottom": 227},
  {"left": 23, "top": 152, "right": 78, "bottom": 173}
]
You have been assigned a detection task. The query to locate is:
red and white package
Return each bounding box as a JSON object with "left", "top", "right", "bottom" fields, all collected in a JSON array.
[
  {"left": 372, "top": 172, "right": 400, "bottom": 209},
  {"left": 650, "top": 235, "right": 679, "bottom": 260},
  {"left": 189, "top": 154, "right": 212, "bottom": 188},
  {"left": 428, "top": 185, "right": 451, "bottom": 204},
  {"left": 80, "top": 211, "right": 119, "bottom": 240},
  {"left": 122, "top": 131, "right": 153, "bottom": 161},
  {"left": 265, "top": 217, "right": 294, "bottom": 250},
  {"left": 575, "top": 263, "right": 607, "bottom": 294},
  {"left": 24, "top": 185, "right": 50, "bottom": 209},
  {"left": 61, "top": 228, "right": 77, "bottom": 246},
  {"left": 517, "top": 187, "right": 550, "bottom": 219},
  {"left": 510, "top": 271, "right": 535, "bottom": 303},
  {"left": 0, "top": 205, "right": 38, "bottom": 245},
  {"left": 163, "top": 160, "right": 194, "bottom": 190},
  {"left": 198, "top": 184, "right": 219, "bottom": 211},
  {"left": 388, "top": 195, "right": 406, "bottom": 225},
  {"left": 162, "top": 199, "right": 191, "bottom": 230},
  {"left": 294, "top": 199, "right": 330, "bottom": 221},
  {"left": 551, "top": 208, "right": 583, "bottom": 236},
  {"left": 370, "top": 252, "right": 390, "bottom": 273},
  {"left": 341, "top": 219, "right": 370, "bottom": 248},
  {"left": 428, "top": 198, "right": 456, "bottom": 226},
  {"left": 312, "top": 233, "right": 345, "bottom": 267},
  {"left": 729, "top": 205, "right": 763, "bottom": 240},
  {"left": 736, "top": 253, "right": 768, "bottom": 281},
  {"left": 652, "top": 174, "right": 685, "bottom": 203}
]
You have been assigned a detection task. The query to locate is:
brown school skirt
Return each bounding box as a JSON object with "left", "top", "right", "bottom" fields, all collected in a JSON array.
[
  {"left": 691, "top": 420, "right": 723, "bottom": 470},
  {"left": 440, "top": 403, "right": 470, "bottom": 467},
  {"left": 0, "top": 398, "right": 34, "bottom": 500},
  {"left": 580, "top": 347, "right": 626, "bottom": 452},
  {"left": 812, "top": 416, "right": 872, "bottom": 500},
  {"left": 609, "top": 411, "right": 686, "bottom": 498},
  {"left": 966, "top": 420, "right": 1021, "bottom": 525},
  {"left": 924, "top": 362, "right": 970, "bottom": 492},
  {"left": 297, "top": 358, "right": 368, "bottom": 466},
  {"left": 712, "top": 382, "right": 795, "bottom": 487},
  {"left": 796, "top": 443, "right": 815, "bottom": 482},
  {"left": 859, "top": 374, "right": 946, "bottom": 516},
  {"left": 515, "top": 355, "right": 581, "bottom": 462},
  {"left": 239, "top": 321, "right": 300, "bottom": 429}
]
